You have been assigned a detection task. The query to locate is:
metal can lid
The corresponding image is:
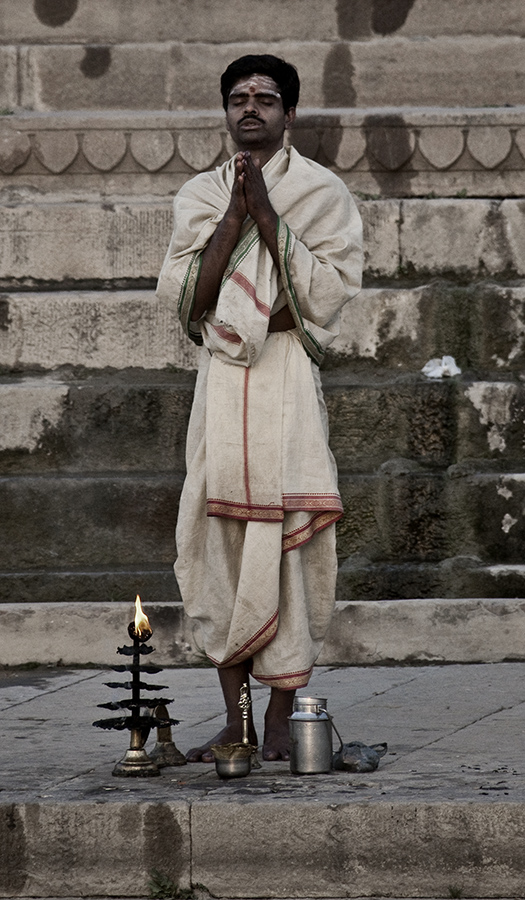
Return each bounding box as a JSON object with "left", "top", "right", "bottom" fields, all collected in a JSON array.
[{"left": 293, "top": 696, "right": 328, "bottom": 713}]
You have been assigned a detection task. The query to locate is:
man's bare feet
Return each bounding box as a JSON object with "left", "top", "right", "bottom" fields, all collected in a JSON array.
[
  {"left": 186, "top": 661, "right": 257, "bottom": 762},
  {"left": 262, "top": 686, "right": 296, "bottom": 761},
  {"left": 186, "top": 721, "right": 258, "bottom": 762}
]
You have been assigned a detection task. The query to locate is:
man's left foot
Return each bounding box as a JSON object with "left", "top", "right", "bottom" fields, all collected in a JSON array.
[
  {"left": 262, "top": 724, "right": 291, "bottom": 760},
  {"left": 262, "top": 687, "right": 295, "bottom": 760}
]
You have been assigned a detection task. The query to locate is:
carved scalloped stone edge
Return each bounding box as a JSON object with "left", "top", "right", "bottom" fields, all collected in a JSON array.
[{"left": 0, "top": 108, "right": 524, "bottom": 177}]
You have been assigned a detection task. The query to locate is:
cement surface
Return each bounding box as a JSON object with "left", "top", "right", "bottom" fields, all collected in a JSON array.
[{"left": 2, "top": 663, "right": 525, "bottom": 897}]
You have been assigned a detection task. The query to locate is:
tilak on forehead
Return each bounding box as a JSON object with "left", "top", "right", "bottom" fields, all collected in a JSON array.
[{"left": 229, "top": 74, "right": 281, "bottom": 99}]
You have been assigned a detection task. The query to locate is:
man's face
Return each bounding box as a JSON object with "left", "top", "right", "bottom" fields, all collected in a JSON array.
[{"left": 225, "top": 73, "right": 296, "bottom": 154}]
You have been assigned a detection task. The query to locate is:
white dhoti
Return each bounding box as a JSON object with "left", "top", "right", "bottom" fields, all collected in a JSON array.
[{"left": 175, "top": 334, "right": 340, "bottom": 689}]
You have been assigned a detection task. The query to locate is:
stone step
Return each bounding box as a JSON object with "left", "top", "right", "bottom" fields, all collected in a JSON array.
[
  {"left": 337, "top": 558, "right": 525, "bottom": 603},
  {"left": 2, "top": 557, "right": 525, "bottom": 608},
  {"left": 337, "top": 470, "right": 525, "bottom": 564},
  {"left": 4, "top": 663, "right": 525, "bottom": 899},
  {"left": 2, "top": 37, "right": 525, "bottom": 111},
  {"left": 2, "top": 371, "right": 525, "bottom": 475},
  {"left": 0, "top": 474, "right": 181, "bottom": 571},
  {"left": 2, "top": 108, "right": 525, "bottom": 199},
  {"left": 2, "top": 470, "right": 525, "bottom": 580},
  {"left": 1, "top": 194, "right": 524, "bottom": 287},
  {"left": 2, "top": 285, "right": 525, "bottom": 373},
  {"left": 0, "top": 566, "right": 180, "bottom": 605},
  {"left": 1, "top": 0, "right": 523, "bottom": 45},
  {"left": 3, "top": 596, "right": 525, "bottom": 667}
]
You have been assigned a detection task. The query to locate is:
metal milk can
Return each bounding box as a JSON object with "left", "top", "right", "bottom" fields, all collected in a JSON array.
[{"left": 289, "top": 696, "right": 333, "bottom": 774}]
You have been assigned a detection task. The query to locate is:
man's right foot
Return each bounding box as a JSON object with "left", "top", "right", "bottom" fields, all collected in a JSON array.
[{"left": 186, "top": 722, "right": 258, "bottom": 762}]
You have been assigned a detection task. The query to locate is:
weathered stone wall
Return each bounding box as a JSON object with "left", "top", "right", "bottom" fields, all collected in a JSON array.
[{"left": 2, "top": 0, "right": 525, "bottom": 112}]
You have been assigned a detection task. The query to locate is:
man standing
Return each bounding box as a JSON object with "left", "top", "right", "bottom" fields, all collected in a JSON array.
[{"left": 156, "top": 55, "right": 362, "bottom": 761}]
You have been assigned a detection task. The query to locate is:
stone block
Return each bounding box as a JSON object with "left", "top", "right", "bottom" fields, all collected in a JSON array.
[
  {"left": 0, "top": 475, "right": 181, "bottom": 568},
  {"left": 447, "top": 472, "right": 525, "bottom": 564},
  {"left": 399, "top": 199, "right": 513, "bottom": 278},
  {"left": 467, "top": 283, "right": 525, "bottom": 371},
  {"left": 321, "top": 597, "right": 525, "bottom": 666},
  {"left": 0, "top": 372, "right": 195, "bottom": 474},
  {"left": 332, "top": 287, "right": 423, "bottom": 365},
  {"left": 336, "top": 475, "right": 385, "bottom": 560},
  {"left": 19, "top": 43, "right": 171, "bottom": 110},
  {"left": 167, "top": 41, "right": 330, "bottom": 110},
  {"left": 2, "top": 197, "right": 522, "bottom": 288},
  {"left": 336, "top": 558, "right": 444, "bottom": 602},
  {"left": 350, "top": 36, "right": 525, "bottom": 107},
  {"left": 0, "top": 377, "right": 68, "bottom": 454},
  {"left": 394, "top": 0, "right": 525, "bottom": 37},
  {"left": 0, "top": 0, "right": 339, "bottom": 44},
  {"left": 381, "top": 470, "right": 449, "bottom": 563},
  {"left": 0, "top": 47, "right": 17, "bottom": 111},
  {"left": 12, "top": 802, "right": 190, "bottom": 897},
  {"left": 0, "top": 602, "right": 200, "bottom": 666},
  {"left": 0, "top": 290, "right": 200, "bottom": 370},
  {"left": 0, "top": 568, "right": 180, "bottom": 605},
  {"left": 0, "top": 126, "right": 31, "bottom": 175},
  {"left": 0, "top": 201, "right": 174, "bottom": 284},
  {"left": 458, "top": 380, "right": 525, "bottom": 463},
  {"left": 501, "top": 199, "right": 525, "bottom": 275},
  {"left": 324, "top": 375, "right": 455, "bottom": 471},
  {"left": 191, "top": 798, "right": 525, "bottom": 898},
  {"left": 358, "top": 199, "right": 400, "bottom": 277}
]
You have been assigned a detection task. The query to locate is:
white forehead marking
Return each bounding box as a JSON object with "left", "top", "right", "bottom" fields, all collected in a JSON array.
[{"left": 229, "top": 75, "right": 281, "bottom": 98}]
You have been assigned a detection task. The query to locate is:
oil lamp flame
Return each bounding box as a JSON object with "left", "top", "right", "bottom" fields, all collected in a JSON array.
[{"left": 134, "top": 595, "right": 151, "bottom": 637}]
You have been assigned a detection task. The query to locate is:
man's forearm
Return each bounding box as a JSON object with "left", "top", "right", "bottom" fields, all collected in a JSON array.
[
  {"left": 254, "top": 207, "right": 280, "bottom": 270},
  {"left": 191, "top": 213, "right": 243, "bottom": 321}
]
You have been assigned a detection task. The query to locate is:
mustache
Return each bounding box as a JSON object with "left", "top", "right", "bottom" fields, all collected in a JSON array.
[{"left": 240, "top": 114, "right": 264, "bottom": 123}]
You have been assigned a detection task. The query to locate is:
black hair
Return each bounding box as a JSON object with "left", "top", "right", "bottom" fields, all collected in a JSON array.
[{"left": 220, "top": 55, "right": 300, "bottom": 113}]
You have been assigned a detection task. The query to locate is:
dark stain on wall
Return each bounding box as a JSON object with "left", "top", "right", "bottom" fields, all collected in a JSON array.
[
  {"left": 33, "top": 0, "right": 78, "bottom": 27},
  {"left": 144, "top": 805, "right": 185, "bottom": 884},
  {"left": 337, "top": 0, "right": 417, "bottom": 38},
  {"left": 337, "top": 0, "right": 372, "bottom": 39},
  {"left": 80, "top": 46, "right": 112, "bottom": 79},
  {"left": 0, "top": 806, "right": 27, "bottom": 892},
  {"left": 364, "top": 112, "right": 416, "bottom": 196},
  {"left": 372, "top": 0, "right": 417, "bottom": 35},
  {"left": 0, "top": 296, "right": 11, "bottom": 331},
  {"left": 322, "top": 43, "right": 357, "bottom": 108}
]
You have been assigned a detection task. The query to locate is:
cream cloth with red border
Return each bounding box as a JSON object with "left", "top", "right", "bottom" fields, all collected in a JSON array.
[
  {"left": 205, "top": 330, "right": 342, "bottom": 539},
  {"left": 173, "top": 336, "right": 340, "bottom": 689}
]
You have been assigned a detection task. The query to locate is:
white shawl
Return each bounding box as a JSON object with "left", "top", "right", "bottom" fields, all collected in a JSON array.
[
  {"left": 157, "top": 146, "right": 362, "bottom": 533},
  {"left": 157, "top": 146, "right": 362, "bottom": 367}
]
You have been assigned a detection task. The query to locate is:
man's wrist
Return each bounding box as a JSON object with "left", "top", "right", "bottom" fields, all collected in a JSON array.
[
  {"left": 256, "top": 207, "right": 278, "bottom": 233},
  {"left": 223, "top": 208, "right": 245, "bottom": 231}
]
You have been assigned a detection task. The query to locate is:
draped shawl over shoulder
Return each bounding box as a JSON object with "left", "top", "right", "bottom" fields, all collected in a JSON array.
[{"left": 157, "top": 146, "right": 363, "bottom": 367}]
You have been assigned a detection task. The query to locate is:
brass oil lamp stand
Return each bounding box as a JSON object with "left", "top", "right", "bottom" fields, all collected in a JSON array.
[{"left": 93, "top": 596, "right": 185, "bottom": 776}]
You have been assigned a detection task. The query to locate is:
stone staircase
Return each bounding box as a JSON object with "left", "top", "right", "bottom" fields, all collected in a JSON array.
[{"left": 1, "top": 0, "right": 525, "bottom": 654}]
